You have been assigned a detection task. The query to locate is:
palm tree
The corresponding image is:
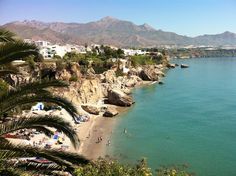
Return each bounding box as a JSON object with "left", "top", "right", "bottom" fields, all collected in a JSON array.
[{"left": 0, "top": 29, "right": 89, "bottom": 174}]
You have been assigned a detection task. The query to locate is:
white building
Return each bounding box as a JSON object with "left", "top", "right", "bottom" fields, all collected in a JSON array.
[
  {"left": 39, "top": 47, "right": 53, "bottom": 58},
  {"left": 24, "top": 39, "right": 91, "bottom": 59},
  {"left": 50, "top": 45, "right": 68, "bottom": 58},
  {"left": 123, "top": 49, "right": 146, "bottom": 56},
  {"left": 34, "top": 40, "right": 51, "bottom": 47},
  {"left": 119, "top": 59, "right": 130, "bottom": 73}
]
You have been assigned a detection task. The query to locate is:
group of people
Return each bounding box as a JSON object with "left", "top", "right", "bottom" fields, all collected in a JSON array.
[
  {"left": 95, "top": 128, "right": 128, "bottom": 146},
  {"left": 97, "top": 136, "right": 103, "bottom": 143},
  {"left": 96, "top": 136, "right": 111, "bottom": 146}
]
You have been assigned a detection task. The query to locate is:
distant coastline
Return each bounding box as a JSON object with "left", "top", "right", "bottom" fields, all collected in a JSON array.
[{"left": 166, "top": 48, "right": 236, "bottom": 59}]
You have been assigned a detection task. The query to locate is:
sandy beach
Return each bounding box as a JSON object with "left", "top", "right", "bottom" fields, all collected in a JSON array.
[
  {"left": 77, "top": 81, "right": 152, "bottom": 160},
  {"left": 78, "top": 106, "right": 129, "bottom": 160}
]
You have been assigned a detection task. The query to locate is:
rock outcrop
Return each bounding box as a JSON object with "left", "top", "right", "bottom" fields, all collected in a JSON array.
[
  {"left": 55, "top": 62, "right": 81, "bottom": 81},
  {"left": 77, "top": 78, "right": 104, "bottom": 104},
  {"left": 70, "top": 63, "right": 82, "bottom": 78},
  {"left": 139, "top": 69, "right": 159, "bottom": 81},
  {"left": 81, "top": 105, "right": 100, "bottom": 115},
  {"left": 124, "top": 75, "right": 142, "bottom": 87},
  {"left": 107, "top": 88, "right": 134, "bottom": 106},
  {"left": 4, "top": 73, "right": 31, "bottom": 86},
  {"left": 56, "top": 69, "right": 72, "bottom": 81},
  {"left": 167, "top": 63, "right": 176, "bottom": 68},
  {"left": 103, "top": 106, "right": 118, "bottom": 117},
  {"left": 103, "top": 70, "right": 116, "bottom": 83}
]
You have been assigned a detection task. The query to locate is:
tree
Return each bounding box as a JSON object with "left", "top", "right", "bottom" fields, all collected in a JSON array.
[
  {"left": 117, "top": 48, "right": 124, "bottom": 58},
  {"left": 0, "top": 29, "right": 89, "bottom": 174},
  {"left": 53, "top": 54, "right": 62, "bottom": 60}
]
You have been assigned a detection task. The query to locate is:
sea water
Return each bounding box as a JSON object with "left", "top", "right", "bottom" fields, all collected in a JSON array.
[{"left": 108, "top": 57, "right": 236, "bottom": 176}]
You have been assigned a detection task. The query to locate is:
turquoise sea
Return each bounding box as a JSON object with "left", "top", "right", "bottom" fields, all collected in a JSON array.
[{"left": 108, "top": 57, "right": 236, "bottom": 176}]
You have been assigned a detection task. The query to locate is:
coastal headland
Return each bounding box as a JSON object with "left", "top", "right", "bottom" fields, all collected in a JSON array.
[{"left": 8, "top": 59, "right": 172, "bottom": 160}]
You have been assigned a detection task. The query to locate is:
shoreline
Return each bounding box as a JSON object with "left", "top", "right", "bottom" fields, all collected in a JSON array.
[{"left": 78, "top": 81, "right": 154, "bottom": 160}]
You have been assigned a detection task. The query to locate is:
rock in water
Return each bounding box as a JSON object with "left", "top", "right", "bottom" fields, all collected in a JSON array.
[
  {"left": 81, "top": 105, "right": 100, "bottom": 115},
  {"left": 108, "top": 88, "right": 134, "bottom": 106},
  {"left": 180, "top": 64, "right": 189, "bottom": 68},
  {"left": 103, "top": 106, "right": 119, "bottom": 117},
  {"left": 167, "top": 63, "right": 176, "bottom": 68},
  {"left": 139, "top": 69, "right": 159, "bottom": 81}
]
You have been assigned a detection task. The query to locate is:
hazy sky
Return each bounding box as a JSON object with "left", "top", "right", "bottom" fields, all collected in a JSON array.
[{"left": 0, "top": 0, "right": 235, "bottom": 36}]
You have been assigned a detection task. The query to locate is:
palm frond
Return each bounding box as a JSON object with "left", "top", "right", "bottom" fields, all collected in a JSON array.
[
  {"left": 40, "top": 149, "right": 89, "bottom": 165},
  {"left": 0, "top": 150, "right": 19, "bottom": 160},
  {"left": 0, "top": 41, "right": 39, "bottom": 65},
  {"left": 1, "top": 95, "right": 78, "bottom": 119},
  {"left": 29, "top": 126, "right": 54, "bottom": 137},
  {"left": 0, "top": 28, "right": 16, "bottom": 42},
  {"left": 0, "top": 142, "right": 74, "bottom": 170},
  {"left": 0, "top": 116, "right": 79, "bottom": 148},
  {"left": 0, "top": 80, "right": 68, "bottom": 102},
  {"left": 0, "top": 70, "right": 18, "bottom": 76}
]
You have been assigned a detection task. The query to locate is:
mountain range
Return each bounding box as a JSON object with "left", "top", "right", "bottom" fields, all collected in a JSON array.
[{"left": 1, "top": 16, "right": 236, "bottom": 47}]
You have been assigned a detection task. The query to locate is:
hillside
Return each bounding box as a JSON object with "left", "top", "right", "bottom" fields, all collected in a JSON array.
[{"left": 2, "top": 16, "right": 236, "bottom": 47}]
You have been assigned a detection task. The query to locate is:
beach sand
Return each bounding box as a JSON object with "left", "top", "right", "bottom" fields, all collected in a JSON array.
[
  {"left": 74, "top": 81, "right": 153, "bottom": 160},
  {"left": 78, "top": 106, "right": 129, "bottom": 160}
]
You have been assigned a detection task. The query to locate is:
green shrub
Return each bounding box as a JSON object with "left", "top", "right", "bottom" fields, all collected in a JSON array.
[
  {"left": 56, "top": 60, "right": 67, "bottom": 71},
  {"left": 74, "top": 158, "right": 152, "bottom": 176},
  {"left": 53, "top": 54, "right": 62, "bottom": 60},
  {"left": 130, "top": 55, "right": 155, "bottom": 67},
  {"left": 34, "top": 53, "right": 44, "bottom": 62},
  {"left": 80, "top": 66, "right": 88, "bottom": 75},
  {"left": 156, "top": 165, "right": 192, "bottom": 176},
  {"left": 93, "top": 67, "right": 109, "bottom": 74},
  {"left": 116, "top": 69, "right": 124, "bottom": 77},
  {"left": 69, "top": 75, "right": 78, "bottom": 82},
  {"left": 74, "top": 158, "right": 192, "bottom": 176}
]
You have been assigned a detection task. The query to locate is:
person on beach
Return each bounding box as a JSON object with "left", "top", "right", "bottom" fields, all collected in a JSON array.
[
  {"left": 87, "top": 132, "right": 90, "bottom": 138},
  {"left": 107, "top": 139, "right": 111, "bottom": 146},
  {"left": 124, "top": 128, "right": 127, "bottom": 134}
]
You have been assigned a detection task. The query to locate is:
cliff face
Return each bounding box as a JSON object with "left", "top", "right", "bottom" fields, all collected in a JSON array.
[
  {"left": 56, "top": 64, "right": 165, "bottom": 110},
  {"left": 5, "top": 61, "right": 166, "bottom": 116},
  {"left": 77, "top": 78, "right": 104, "bottom": 104}
]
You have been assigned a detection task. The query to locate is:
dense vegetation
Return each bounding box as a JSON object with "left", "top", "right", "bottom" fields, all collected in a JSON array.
[
  {"left": 74, "top": 158, "right": 191, "bottom": 176},
  {"left": 58, "top": 45, "right": 125, "bottom": 74}
]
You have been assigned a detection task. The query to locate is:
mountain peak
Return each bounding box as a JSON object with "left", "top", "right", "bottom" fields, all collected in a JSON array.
[
  {"left": 141, "top": 23, "right": 156, "bottom": 31},
  {"left": 100, "top": 16, "right": 119, "bottom": 22},
  {"left": 222, "top": 31, "right": 235, "bottom": 35}
]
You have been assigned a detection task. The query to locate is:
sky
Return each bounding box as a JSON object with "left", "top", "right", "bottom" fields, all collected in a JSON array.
[{"left": 0, "top": 0, "right": 236, "bottom": 36}]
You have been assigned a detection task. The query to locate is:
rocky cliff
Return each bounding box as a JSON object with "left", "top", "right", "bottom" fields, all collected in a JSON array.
[{"left": 5, "top": 61, "right": 166, "bottom": 117}]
